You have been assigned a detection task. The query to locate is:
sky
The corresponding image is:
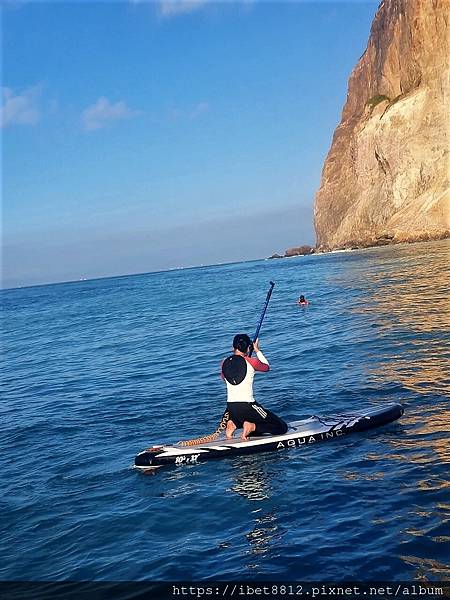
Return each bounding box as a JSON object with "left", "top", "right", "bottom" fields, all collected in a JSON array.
[{"left": 2, "top": 0, "right": 378, "bottom": 288}]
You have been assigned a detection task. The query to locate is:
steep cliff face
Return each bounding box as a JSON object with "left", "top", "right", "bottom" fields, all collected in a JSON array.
[{"left": 314, "top": 0, "right": 450, "bottom": 250}]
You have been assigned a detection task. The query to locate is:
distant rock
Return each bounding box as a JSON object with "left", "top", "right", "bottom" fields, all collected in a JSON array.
[
  {"left": 314, "top": 0, "right": 450, "bottom": 251},
  {"left": 268, "top": 253, "right": 283, "bottom": 259},
  {"left": 284, "top": 245, "right": 313, "bottom": 257}
]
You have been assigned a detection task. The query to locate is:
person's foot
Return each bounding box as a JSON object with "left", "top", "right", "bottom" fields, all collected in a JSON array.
[
  {"left": 242, "top": 421, "right": 256, "bottom": 440},
  {"left": 225, "top": 420, "right": 237, "bottom": 439}
]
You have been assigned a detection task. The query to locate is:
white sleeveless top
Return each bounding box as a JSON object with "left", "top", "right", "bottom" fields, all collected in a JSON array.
[{"left": 224, "top": 350, "right": 270, "bottom": 403}]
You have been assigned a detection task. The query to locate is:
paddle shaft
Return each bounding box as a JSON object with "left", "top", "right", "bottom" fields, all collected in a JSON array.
[{"left": 248, "top": 281, "right": 275, "bottom": 357}]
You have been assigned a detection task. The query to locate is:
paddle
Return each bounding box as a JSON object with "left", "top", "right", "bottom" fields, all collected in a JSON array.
[
  {"left": 249, "top": 281, "right": 275, "bottom": 357},
  {"left": 178, "top": 281, "right": 276, "bottom": 446}
]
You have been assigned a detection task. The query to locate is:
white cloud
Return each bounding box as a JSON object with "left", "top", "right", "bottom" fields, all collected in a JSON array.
[
  {"left": 157, "top": 0, "right": 208, "bottom": 18},
  {"left": 156, "top": 0, "right": 256, "bottom": 18},
  {"left": 1, "top": 86, "right": 41, "bottom": 128},
  {"left": 81, "top": 97, "right": 142, "bottom": 131}
]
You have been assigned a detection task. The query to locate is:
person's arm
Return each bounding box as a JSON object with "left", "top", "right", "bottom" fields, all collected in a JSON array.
[{"left": 246, "top": 339, "right": 270, "bottom": 371}]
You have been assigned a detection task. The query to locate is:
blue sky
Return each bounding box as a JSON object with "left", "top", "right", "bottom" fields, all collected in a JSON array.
[{"left": 2, "top": 1, "right": 378, "bottom": 288}]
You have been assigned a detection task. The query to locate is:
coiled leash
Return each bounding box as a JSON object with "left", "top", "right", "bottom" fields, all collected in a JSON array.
[
  {"left": 178, "top": 282, "right": 275, "bottom": 447},
  {"left": 177, "top": 410, "right": 230, "bottom": 447}
]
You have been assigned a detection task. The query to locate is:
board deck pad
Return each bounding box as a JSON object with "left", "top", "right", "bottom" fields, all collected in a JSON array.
[{"left": 134, "top": 402, "right": 404, "bottom": 470}]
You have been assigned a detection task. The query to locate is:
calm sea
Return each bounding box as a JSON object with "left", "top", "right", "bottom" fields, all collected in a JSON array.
[{"left": 1, "top": 240, "right": 449, "bottom": 583}]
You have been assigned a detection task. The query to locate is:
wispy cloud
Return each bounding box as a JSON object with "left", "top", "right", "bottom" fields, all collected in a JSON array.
[
  {"left": 157, "top": 0, "right": 208, "bottom": 18},
  {"left": 1, "top": 0, "right": 27, "bottom": 11},
  {"left": 190, "top": 101, "right": 209, "bottom": 118},
  {"left": 81, "top": 97, "right": 142, "bottom": 131},
  {"left": 1, "top": 86, "right": 41, "bottom": 128},
  {"left": 169, "top": 101, "right": 209, "bottom": 120}
]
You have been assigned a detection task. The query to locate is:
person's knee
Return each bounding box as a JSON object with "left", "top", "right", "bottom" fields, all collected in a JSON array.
[
  {"left": 279, "top": 421, "right": 288, "bottom": 434},
  {"left": 274, "top": 419, "right": 288, "bottom": 434}
]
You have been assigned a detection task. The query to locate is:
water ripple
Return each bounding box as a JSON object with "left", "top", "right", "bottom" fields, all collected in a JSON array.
[{"left": 1, "top": 240, "right": 449, "bottom": 581}]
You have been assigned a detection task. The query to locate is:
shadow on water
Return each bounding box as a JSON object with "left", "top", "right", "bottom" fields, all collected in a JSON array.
[{"left": 227, "top": 457, "right": 286, "bottom": 575}]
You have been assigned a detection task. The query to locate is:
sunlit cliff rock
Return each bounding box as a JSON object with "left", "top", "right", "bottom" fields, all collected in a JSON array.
[{"left": 314, "top": 0, "right": 450, "bottom": 251}]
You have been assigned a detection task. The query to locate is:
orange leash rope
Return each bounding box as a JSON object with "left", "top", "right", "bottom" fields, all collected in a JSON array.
[{"left": 178, "top": 411, "right": 230, "bottom": 446}]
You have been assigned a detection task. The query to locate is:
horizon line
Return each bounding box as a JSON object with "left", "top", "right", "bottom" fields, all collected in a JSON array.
[{"left": 0, "top": 256, "right": 272, "bottom": 293}]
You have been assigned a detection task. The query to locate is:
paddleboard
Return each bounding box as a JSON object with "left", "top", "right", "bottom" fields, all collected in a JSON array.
[{"left": 134, "top": 402, "right": 403, "bottom": 471}]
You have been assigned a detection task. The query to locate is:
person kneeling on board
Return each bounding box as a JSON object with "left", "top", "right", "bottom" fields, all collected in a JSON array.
[{"left": 221, "top": 334, "right": 288, "bottom": 440}]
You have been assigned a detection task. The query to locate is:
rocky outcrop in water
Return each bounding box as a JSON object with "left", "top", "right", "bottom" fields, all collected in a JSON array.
[
  {"left": 314, "top": 0, "right": 450, "bottom": 251},
  {"left": 284, "top": 245, "right": 313, "bottom": 257},
  {"left": 268, "top": 246, "right": 313, "bottom": 259}
]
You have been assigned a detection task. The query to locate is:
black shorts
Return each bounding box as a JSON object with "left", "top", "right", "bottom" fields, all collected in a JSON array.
[{"left": 226, "top": 402, "right": 288, "bottom": 436}]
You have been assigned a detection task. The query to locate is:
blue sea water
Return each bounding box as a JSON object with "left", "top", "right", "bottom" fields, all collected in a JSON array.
[{"left": 1, "top": 240, "right": 449, "bottom": 583}]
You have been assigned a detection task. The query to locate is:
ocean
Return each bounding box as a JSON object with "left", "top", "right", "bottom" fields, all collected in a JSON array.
[{"left": 1, "top": 239, "right": 449, "bottom": 583}]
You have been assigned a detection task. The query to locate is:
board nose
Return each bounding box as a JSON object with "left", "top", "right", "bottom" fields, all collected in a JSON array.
[{"left": 135, "top": 451, "right": 153, "bottom": 467}]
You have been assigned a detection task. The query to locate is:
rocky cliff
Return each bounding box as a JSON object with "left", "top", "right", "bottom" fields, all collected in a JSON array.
[{"left": 314, "top": 0, "right": 450, "bottom": 251}]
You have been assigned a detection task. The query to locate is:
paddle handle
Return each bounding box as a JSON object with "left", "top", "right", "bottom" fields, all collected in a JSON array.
[{"left": 249, "top": 281, "right": 275, "bottom": 357}]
